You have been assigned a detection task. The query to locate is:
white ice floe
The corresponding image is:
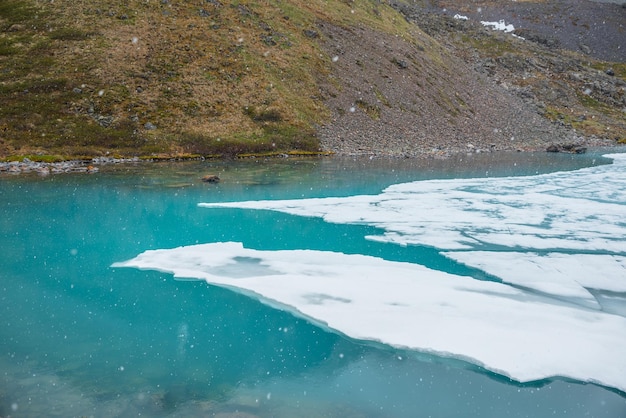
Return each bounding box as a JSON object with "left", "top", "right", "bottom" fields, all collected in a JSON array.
[
  {"left": 481, "top": 19, "right": 515, "bottom": 33},
  {"left": 113, "top": 242, "right": 626, "bottom": 393},
  {"left": 442, "top": 252, "right": 626, "bottom": 310},
  {"left": 195, "top": 153, "right": 626, "bottom": 391},
  {"left": 200, "top": 154, "right": 626, "bottom": 253},
  {"left": 116, "top": 153, "right": 626, "bottom": 393}
]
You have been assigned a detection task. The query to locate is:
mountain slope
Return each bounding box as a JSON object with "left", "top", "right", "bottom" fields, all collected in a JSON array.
[
  {"left": 1, "top": 0, "right": 417, "bottom": 157},
  {"left": 0, "top": 0, "right": 623, "bottom": 158}
]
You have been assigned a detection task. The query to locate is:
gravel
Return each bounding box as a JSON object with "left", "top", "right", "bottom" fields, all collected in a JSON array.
[{"left": 313, "top": 2, "right": 621, "bottom": 158}]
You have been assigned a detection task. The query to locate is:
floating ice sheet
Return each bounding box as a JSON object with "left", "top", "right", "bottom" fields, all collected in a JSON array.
[
  {"left": 199, "top": 154, "right": 626, "bottom": 254},
  {"left": 113, "top": 242, "right": 626, "bottom": 393},
  {"left": 116, "top": 154, "right": 626, "bottom": 393},
  {"left": 195, "top": 153, "right": 626, "bottom": 392},
  {"left": 442, "top": 252, "right": 626, "bottom": 310}
]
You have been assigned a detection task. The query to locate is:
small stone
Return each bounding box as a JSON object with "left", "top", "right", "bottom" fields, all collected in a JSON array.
[
  {"left": 144, "top": 122, "right": 157, "bottom": 130},
  {"left": 605, "top": 68, "right": 615, "bottom": 76},
  {"left": 579, "top": 43, "right": 591, "bottom": 54},
  {"left": 7, "top": 24, "right": 26, "bottom": 32},
  {"left": 238, "top": 5, "right": 251, "bottom": 16},
  {"left": 96, "top": 115, "right": 114, "bottom": 127},
  {"left": 303, "top": 29, "right": 319, "bottom": 39},
  {"left": 262, "top": 35, "right": 277, "bottom": 46},
  {"left": 395, "top": 59, "right": 408, "bottom": 69},
  {"left": 36, "top": 167, "right": 50, "bottom": 176}
]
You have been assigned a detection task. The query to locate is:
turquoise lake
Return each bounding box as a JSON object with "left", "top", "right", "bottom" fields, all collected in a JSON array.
[{"left": 1, "top": 151, "right": 625, "bottom": 417}]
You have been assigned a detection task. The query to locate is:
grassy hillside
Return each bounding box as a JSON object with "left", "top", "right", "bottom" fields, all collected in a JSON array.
[
  {"left": 0, "top": 0, "right": 417, "bottom": 158},
  {"left": 1, "top": 0, "right": 624, "bottom": 160}
]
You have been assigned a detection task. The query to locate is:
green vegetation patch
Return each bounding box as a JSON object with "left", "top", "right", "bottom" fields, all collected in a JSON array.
[
  {"left": 49, "top": 28, "right": 96, "bottom": 41},
  {"left": 461, "top": 33, "right": 518, "bottom": 58},
  {"left": 2, "top": 154, "right": 64, "bottom": 163},
  {"left": 0, "top": 38, "right": 17, "bottom": 56},
  {"left": 0, "top": 0, "right": 418, "bottom": 158},
  {"left": 588, "top": 62, "right": 626, "bottom": 80},
  {"left": 177, "top": 124, "right": 318, "bottom": 158},
  {"left": 0, "top": 0, "right": 40, "bottom": 26},
  {"left": 356, "top": 99, "right": 381, "bottom": 120}
]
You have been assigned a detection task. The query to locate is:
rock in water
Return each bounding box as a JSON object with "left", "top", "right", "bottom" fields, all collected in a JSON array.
[{"left": 201, "top": 174, "right": 220, "bottom": 183}]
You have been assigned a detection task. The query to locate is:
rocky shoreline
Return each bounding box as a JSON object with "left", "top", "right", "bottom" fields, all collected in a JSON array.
[
  {"left": 0, "top": 157, "right": 146, "bottom": 176},
  {"left": 1, "top": 139, "right": 620, "bottom": 177},
  {"left": 0, "top": 159, "right": 97, "bottom": 176}
]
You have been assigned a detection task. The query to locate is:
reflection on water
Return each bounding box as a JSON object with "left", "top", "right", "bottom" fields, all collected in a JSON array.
[
  {"left": 1, "top": 149, "right": 624, "bottom": 417},
  {"left": 87, "top": 149, "right": 616, "bottom": 195}
]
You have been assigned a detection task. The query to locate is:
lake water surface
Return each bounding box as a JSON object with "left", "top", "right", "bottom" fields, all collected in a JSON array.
[{"left": 1, "top": 150, "right": 625, "bottom": 417}]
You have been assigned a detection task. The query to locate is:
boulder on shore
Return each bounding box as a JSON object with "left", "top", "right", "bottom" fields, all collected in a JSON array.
[{"left": 546, "top": 144, "right": 587, "bottom": 154}]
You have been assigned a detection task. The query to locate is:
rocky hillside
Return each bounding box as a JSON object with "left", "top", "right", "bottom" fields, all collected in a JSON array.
[{"left": 0, "top": 0, "right": 624, "bottom": 159}]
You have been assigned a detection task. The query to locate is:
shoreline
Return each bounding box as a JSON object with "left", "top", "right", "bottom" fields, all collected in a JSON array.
[{"left": 2, "top": 140, "right": 623, "bottom": 177}]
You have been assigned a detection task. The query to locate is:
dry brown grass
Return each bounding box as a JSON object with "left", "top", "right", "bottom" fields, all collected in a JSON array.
[{"left": 0, "top": 0, "right": 417, "bottom": 158}]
